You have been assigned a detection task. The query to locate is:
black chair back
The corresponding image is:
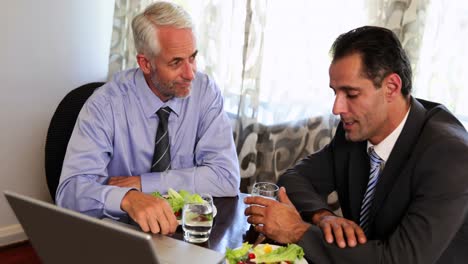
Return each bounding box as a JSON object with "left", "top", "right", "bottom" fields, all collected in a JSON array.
[{"left": 45, "top": 82, "right": 104, "bottom": 201}]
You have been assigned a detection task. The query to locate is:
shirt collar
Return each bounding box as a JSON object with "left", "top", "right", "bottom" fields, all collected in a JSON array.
[
  {"left": 367, "top": 107, "right": 411, "bottom": 162},
  {"left": 134, "top": 69, "right": 185, "bottom": 118}
]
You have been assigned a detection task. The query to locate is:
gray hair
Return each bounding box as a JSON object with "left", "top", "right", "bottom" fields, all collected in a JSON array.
[{"left": 132, "top": 1, "right": 193, "bottom": 58}]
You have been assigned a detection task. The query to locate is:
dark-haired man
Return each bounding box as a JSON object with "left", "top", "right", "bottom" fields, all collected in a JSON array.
[{"left": 245, "top": 26, "right": 468, "bottom": 263}]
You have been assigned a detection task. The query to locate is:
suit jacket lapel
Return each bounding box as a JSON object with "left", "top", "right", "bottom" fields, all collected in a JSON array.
[{"left": 370, "top": 98, "right": 428, "bottom": 220}]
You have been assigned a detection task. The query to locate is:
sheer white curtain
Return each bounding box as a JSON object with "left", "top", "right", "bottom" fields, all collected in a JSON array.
[
  {"left": 108, "top": 0, "right": 468, "bottom": 125},
  {"left": 109, "top": 0, "right": 367, "bottom": 124},
  {"left": 367, "top": 0, "right": 468, "bottom": 126},
  {"left": 254, "top": 1, "right": 368, "bottom": 124},
  {"left": 414, "top": 1, "right": 468, "bottom": 123}
]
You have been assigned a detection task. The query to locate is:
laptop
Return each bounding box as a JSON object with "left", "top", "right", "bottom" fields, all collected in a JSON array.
[{"left": 4, "top": 190, "right": 225, "bottom": 264}]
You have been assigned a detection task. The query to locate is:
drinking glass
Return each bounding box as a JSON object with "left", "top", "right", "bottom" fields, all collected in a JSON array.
[
  {"left": 250, "top": 182, "right": 279, "bottom": 246},
  {"left": 251, "top": 182, "right": 279, "bottom": 200},
  {"left": 182, "top": 194, "right": 213, "bottom": 243}
]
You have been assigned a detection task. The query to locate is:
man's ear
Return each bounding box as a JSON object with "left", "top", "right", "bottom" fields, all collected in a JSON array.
[
  {"left": 384, "top": 73, "right": 402, "bottom": 102},
  {"left": 136, "top": 54, "right": 152, "bottom": 74}
]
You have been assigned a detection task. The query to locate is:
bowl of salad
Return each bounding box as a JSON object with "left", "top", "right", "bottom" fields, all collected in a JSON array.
[{"left": 226, "top": 242, "right": 306, "bottom": 264}]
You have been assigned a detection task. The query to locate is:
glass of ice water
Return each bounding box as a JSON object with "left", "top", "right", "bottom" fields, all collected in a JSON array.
[
  {"left": 251, "top": 182, "right": 279, "bottom": 200},
  {"left": 182, "top": 193, "right": 213, "bottom": 243}
]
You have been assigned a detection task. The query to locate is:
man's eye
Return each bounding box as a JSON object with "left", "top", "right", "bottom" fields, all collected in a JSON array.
[
  {"left": 170, "top": 60, "right": 182, "bottom": 67},
  {"left": 189, "top": 54, "right": 197, "bottom": 62},
  {"left": 347, "top": 92, "right": 358, "bottom": 98}
]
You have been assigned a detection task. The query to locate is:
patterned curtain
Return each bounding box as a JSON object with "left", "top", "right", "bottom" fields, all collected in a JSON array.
[
  {"left": 367, "top": 0, "right": 427, "bottom": 69},
  {"left": 109, "top": 0, "right": 140, "bottom": 77}
]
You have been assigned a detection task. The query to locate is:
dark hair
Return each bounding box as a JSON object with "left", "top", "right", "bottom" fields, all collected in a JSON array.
[{"left": 330, "top": 26, "right": 412, "bottom": 96}]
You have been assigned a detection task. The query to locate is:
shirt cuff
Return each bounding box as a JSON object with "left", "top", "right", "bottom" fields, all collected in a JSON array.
[
  {"left": 140, "top": 172, "right": 162, "bottom": 193},
  {"left": 103, "top": 187, "right": 135, "bottom": 217}
]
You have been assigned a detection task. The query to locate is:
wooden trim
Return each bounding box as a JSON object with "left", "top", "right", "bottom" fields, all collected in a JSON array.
[{"left": 0, "top": 224, "right": 27, "bottom": 247}]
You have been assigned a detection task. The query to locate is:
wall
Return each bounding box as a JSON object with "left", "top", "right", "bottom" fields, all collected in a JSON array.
[{"left": 0, "top": 0, "right": 115, "bottom": 246}]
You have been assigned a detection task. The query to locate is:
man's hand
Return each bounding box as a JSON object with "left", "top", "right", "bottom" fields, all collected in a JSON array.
[
  {"left": 244, "top": 187, "right": 311, "bottom": 244},
  {"left": 121, "top": 190, "right": 178, "bottom": 235},
  {"left": 312, "top": 209, "right": 367, "bottom": 248},
  {"left": 108, "top": 176, "right": 142, "bottom": 190}
]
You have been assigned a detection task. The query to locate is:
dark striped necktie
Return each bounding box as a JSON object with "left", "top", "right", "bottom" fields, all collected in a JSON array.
[
  {"left": 151, "top": 106, "right": 171, "bottom": 172},
  {"left": 359, "top": 147, "right": 384, "bottom": 235}
]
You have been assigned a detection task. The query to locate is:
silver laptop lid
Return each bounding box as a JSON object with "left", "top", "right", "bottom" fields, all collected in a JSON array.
[{"left": 4, "top": 190, "right": 225, "bottom": 264}]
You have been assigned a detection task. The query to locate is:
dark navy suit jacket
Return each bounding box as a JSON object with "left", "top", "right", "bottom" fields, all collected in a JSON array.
[{"left": 279, "top": 97, "right": 468, "bottom": 264}]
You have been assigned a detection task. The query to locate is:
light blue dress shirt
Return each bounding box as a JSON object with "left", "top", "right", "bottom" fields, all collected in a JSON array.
[{"left": 56, "top": 68, "right": 240, "bottom": 220}]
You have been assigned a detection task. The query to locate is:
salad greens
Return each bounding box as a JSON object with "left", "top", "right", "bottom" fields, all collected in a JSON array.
[
  {"left": 226, "top": 243, "right": 305, "bottom": 264},
  {"left": 151, "top": 188, "right": 204, "bottom": 215},
  {"left": 254, "top": 244, "right": 304, "bottom": 263},
  {"left": 225, "top": 242, "right": 251, "bottom": 264}
]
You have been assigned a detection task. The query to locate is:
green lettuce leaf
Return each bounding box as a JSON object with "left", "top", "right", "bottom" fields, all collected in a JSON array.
[
  {"left": 151, "top": 188, "right": 205, "bottom": 215},
  {"left": 151, "top": 192, "right": 163, "bottom": 199},
  {"left": 225, "top": 242, "right": 252, "bottom": 264},
  {"left": 254, "top": 243, "right": 304, "bottom": 263},
  {"left": 166, "top": 188, "right": 185, "bottom": 213}
]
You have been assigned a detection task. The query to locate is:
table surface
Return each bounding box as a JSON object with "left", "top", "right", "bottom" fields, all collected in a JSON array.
[{"left": 170, "top": 193, "right": 260, "bottom": 254}]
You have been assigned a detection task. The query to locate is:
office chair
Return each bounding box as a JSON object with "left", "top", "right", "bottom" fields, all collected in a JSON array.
[{"left": 45, "top": 82, "right": 105, "bottom": 202}]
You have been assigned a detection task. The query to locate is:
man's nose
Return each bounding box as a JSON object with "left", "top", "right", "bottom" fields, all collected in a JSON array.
[
  {"left": 181, "top": 61, "right": 195, "bottom": 81},
  {"left": 332, "top": 95, "right": 347, "bottom": 115}
]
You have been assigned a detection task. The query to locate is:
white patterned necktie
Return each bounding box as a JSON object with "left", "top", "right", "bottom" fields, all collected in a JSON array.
[
  {"left": 151, "top": 107, "right": 171, "bottom": 172},
  {"left": 359, "top": 147, "right": 384, "bottom": 235}
]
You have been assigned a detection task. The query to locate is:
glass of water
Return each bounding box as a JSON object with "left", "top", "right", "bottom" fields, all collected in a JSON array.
[
  {"left": 250, "top": 182, "right": 279, "bottom": 244},
  {"left": 251, "top": 182, "right": 279, "bottom": 200},
  {"left": 182, "top": 193, "right": 213, "bottom": 243}
]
